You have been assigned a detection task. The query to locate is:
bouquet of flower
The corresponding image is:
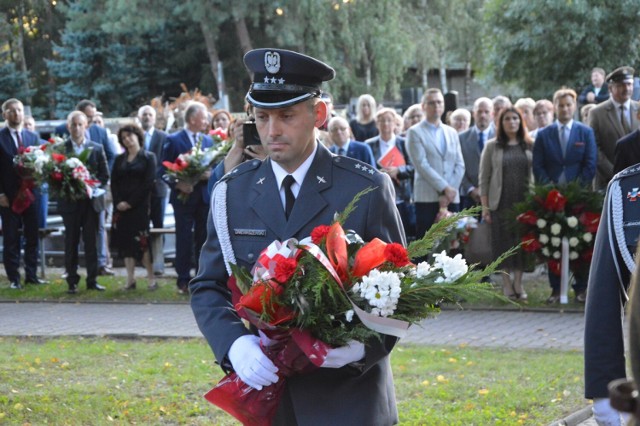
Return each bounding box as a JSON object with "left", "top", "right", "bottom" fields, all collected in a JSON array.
[
  {"left": 514, "top": 182, "right": 603, "bottom": 277},
  {"left": 162, "top": 135, "right": 224, "bottom": 202},
  {"left": 10, "top": 141, "right": 55, "bottom": 214},
  {"left": 208, "top": 127, "right": 232, "bottom": 164},
  {"left": 41, "top": 145, "right": 100, "bottom": 202},
  {"left": 205, "top": 191, "right": 513, "bottom": 425}
]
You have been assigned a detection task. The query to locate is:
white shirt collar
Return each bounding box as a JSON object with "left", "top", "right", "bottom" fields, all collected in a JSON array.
[
  {"left": 145, "top": 127, "right": 155, "bottom": 137},
  {"left": 271, "top": 142, "right": 318, "bottom": 198},
  {"left": 556, "top": 119, "right": 573, "bottom": 130},
  {"left": 611, "top": 98, "right": 631, "bottom": 110}
]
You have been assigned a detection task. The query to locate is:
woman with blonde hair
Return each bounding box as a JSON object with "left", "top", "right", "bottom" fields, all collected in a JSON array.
[{"left": 349, "top": 94, "right": 379, "bottom": 141}]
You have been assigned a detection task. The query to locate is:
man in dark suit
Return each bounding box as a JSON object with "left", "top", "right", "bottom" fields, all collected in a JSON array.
[
  {"left": 589, "top": 66, "right": 640, "bottom": 190},
  {"left": 58, "top": 111, "right": 110, "bottom": 294},
  {"left": 138, "top": 105, "right": 168, "bottom": 276},
  {"left": 0, "top": 98, "right": 47, "bottom": 289},
  {"left": 578, "top": 67, "right": 609, "bottom": 107},
  {"left": 328, "top": 116, "right": 376, "bottom": 167},
  {"left": 459, "top": 97, "right": 495, "bottom": 210},
  {"left": 366, "top": 107, "right": 415, "bottom": 240},
  {"left": 533, "top": 88, "right": 597, "bottom": 304},
  {"left": 162, "top": 101, "right": 213, "bottom": 293},
  {"left": 191, "top": 48, "right": 404, "bottom": 424},
  {"left": 613, "top": 106, "right": 640, "bottom": 174}
]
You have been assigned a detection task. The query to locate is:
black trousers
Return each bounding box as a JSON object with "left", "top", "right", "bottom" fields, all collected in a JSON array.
[
  {"left": 0, "top": 201, "right": 39, "bottom": 282},
  {"left": 61, "top": 199, "right": 99, "bottom": 287}
]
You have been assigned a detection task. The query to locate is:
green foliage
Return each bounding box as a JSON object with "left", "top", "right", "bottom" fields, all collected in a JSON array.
[{"left": 0, "top": 62, "right": 34, "bottom": 102}]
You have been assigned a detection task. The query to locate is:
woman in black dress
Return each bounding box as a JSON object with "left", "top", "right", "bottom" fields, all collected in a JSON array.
[
  {"left": 349, "top": 94, "right": 379, "bottom": 141},
  {"left": 111, "top": 124, "right": 157, "bottom": 290}
]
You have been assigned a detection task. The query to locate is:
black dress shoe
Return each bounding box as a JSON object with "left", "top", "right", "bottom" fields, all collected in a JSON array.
[
  {"left": 67, "top": 285, "right": 77, "bottom": 294},
  {"left": 25, "top": 277, "right": 49, "bottom": 285},
  {"left": 98, "top": 266, "right": 115, "bottom": 276},
  {"left": 10, "top": 281, "right": 23, "bottom": 289},
  {"left": 87, "top": 284, "right": 106, "bottom": 291}
]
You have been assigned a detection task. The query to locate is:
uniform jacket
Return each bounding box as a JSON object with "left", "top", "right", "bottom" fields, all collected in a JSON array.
[
  {"left": 589, "top": 99, "right": 640, "bottom": 189},
  {"left": 0, "top": 127, "right": 41, "bottom": 201},
  {"left": 406, "top": 120, "right": 465, "bottom": 203},
  {"left": 365, "top": 135, "right": 413, "bottom": 203},
  {"left": 613, "top": 129, "right": 640, "bottom": 175},
  {"left": 478, "top": 139, "right": 533, "bottom": 211},
  {"left": 329, "top": 139, "right": 376, "bottom": 168},
  {"left": 146, "top": 128, "right": 168, "bottom": 198},
  {"left": 190, "top": 144, "right": 404, "bottom": 425},
  {"left": 578, "top": 83, "right": 609, "bottom": 105},
  {"left": 532, "top": 121, "right": 597, "bottom": 186},
  {"left": 162, "top": 129, "right": 213, "bottom": 206},
  {"left": 459, "top": 125, "right": 496, "bottom": 196},
  {"left": 584, "top": 164, "right": 640, "bottom": 398},
  {"left": 56, "top": 139, "right": 110, "bottom": 213}
]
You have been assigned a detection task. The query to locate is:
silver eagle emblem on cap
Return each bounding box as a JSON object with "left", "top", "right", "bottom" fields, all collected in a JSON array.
[{"left": 264, "top": 51, "right": 281, "bottom": 74}]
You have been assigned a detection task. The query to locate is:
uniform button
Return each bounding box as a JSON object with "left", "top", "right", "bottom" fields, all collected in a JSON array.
[{"left": 248, "top": 253, "right": 254, "bottom": 260}]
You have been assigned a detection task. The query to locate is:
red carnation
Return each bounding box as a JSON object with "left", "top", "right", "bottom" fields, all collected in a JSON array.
[
  {"left": 521, "top": 233, "right": 541, "bottom": 253},
  {"left": 310, "top": 225, "right": 331, "bottom": 244},
  {"left": 48, "top": 138, "right": 56, "bottom": 144},
  {"left": 210, "top": 127, "right": 228, "bottom": 140},
  {"left": 52, "top": 153, "right": 66, "bottom": 163},
  {"left": 516, "top": 210, "right": 538, "bottom": 225},
  {"left": 274, "top": 256, "right": 298, "bottom": 283},
  {"left": 543, "top": 189, "right": 566, "bottom": 212},
  {"left": 384, "top": 243, "right": 411, "bottom": 267},
  {"left": 579, "top": 211, "right": 600, "bottom": 234}
]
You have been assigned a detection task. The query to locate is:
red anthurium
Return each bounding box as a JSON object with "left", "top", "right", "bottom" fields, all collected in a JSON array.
[
  {"left": 352, "top": 238, "right": 388, "bottom": 278},
  {"left": 516, "top": 210, "right": 538, "bottom": 225},
  {"left": 52, "top": 153, "right": 66, "bottom": 163},
  {"left": 236, "top": 280, "right": 283, "bottom": 316},
  {"left": 548, "top": 260, "right": 561, "bottom": 276},
  {"left": 521, "top": 233, "right": 541, "bottom": 253},
  {"left": 326, "top": 222, "right": 349, "bottom": 283},
  {"left": 579, "top": 211, "right": 600, "bottom": 234},
  {"left": 544, "top": 189, "right": 566, "bottom": 212}
]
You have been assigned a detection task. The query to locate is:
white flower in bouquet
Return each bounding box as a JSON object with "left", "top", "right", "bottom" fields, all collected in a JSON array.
[
  {"left": 415, "top": 261, "right": 432, "bottom": 278},
  {"left": 65, "top": 157, "right": 82, "bottom": 168},
  {"left": 345, "top": 310, "right": 354, "bottom": 322},
  {"left": 354, "top": 269, "right": 402, "bottom": 317},
  {"left": 583, "top": 233, "right": 593, "bottom": 243},
  {"left": 551, "top": 237, "right": 561, "bottom": 247},
  {"left": 553, "top": 251, "right": 561, "bottom": 259},
  {"left": 569, "top": 237, "right": 579, "bottom": 247},
  {"left": 539, "top": 234, "right": 549, "bottom": 244},
  {"left": 569, "top": 251, "right": 579, "bottom": 260},
  {"left": 542, "top": 247, "right": 550, "bottom": 256},
  {"left": 433, "top": 251, "right": 468, "bottom": 283},
  {"left": 550, "top": 223, "right": 562, "bottom": 235},
  {"left": 566, "top": 216, "right": 579, "bottom": 228},
  {"left": 33, "top": 155, "right": 49, "bottom": 174},
  {"left": 536, "top": 218, "right": 547, "bottom": 229}
]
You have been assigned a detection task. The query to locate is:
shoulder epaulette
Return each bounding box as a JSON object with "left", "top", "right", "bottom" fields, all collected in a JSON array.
[
  {"left": 613, "top": 163, "right": 640, "bottom": 181},
  {"left": 220, "top": 159, "right": 262, "bottom": 183},
  {"left": 332, "top": 155, "right": 378, "bottom": 180}
]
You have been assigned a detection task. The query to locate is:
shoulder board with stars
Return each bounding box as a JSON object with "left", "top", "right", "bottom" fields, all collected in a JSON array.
[
  {"left": 219, "top": 159, "right": 262, "bottom": 183},
  {"left": 332, "top": 155, "right": 378, "bottom": 180},
  {"left": 613, "top": 163, "right": 640, "bottom": 181}
]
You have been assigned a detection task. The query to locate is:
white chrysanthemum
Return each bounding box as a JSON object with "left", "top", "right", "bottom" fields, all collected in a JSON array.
[
  {"left": 345, "top": 310, "right": 354, "bottom": 322},
  {"left": 433, "top": 251, "right": 468, "bottom": 283},
  {"left": 583, "top": 233, "right": 593, "bottom": 243},
  {"left": 539, "top": 234, "right": 549, "bottom": 244},
  {"left": 553, "top": 251, "right": 561, "bottom": 259},
  {"left": 354, "top": 269, "right": 401, "bottom": 317},
  {"left": 569, "top": 251, "right": 579, "bottom": 260},
  {"left": 415, "top": 261, "right": 432, "bottom": 278},
  {"left": 551, "top": 237, "right": 561, "bottom": 247},
  {"left": 66, "top": 158, "right": 82, "bottom": 168},
  {"left": 537, "top": 219, "right": 547, "bottom": 229},
  {"left": 542, "top": 247, "right": 550, "bottom": 256},
  {"left": 566, "top": 216, "right": 579, "bottom": 228},
  {"left": 34, "top": 156, "right": 48, "bottom": 174},
  {"left": 550, "top": 223, "right": 562, "bottom": 235},
  {"left": 569, "top": 237, "right": 579, "bottom": 247},
  {"left": 33, "top": 149, "right": 45, "bottom": 157}
]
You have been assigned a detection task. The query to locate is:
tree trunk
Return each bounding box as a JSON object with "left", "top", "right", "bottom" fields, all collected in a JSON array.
[
  {"left": 464, "top": 60, "right": 472, "bottom": 106},
  {"left": 199, "top": 19, "right": 221, "bottom": 101},
  {"left": 234, "top": 17, "right": 253, "bottom": 80},
  {"left": 16, "top": 0, "right": 31, "bottom": 104},
  {"left": 439, "top": 53, "right": 448, "bottom": 94}
]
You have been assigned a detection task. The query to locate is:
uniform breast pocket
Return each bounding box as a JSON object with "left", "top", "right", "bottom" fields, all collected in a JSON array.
[{"left": 233, "top": 239, "right": 269, "bottom": 269}]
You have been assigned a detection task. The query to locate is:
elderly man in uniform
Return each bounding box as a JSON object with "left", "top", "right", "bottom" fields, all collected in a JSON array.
[
  {"left": 190, "top": 48, "right": 404, "bottom": 425},
  {"left": 584, "top": 162, "right": 640, "bottom": 425}
]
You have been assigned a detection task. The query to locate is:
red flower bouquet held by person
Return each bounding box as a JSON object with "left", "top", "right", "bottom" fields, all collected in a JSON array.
[
  {"left": 11, "top": 141, "right": 52, "bottom": 214},
  {"left": 40, "top": 142, "right": 101, "bottom": 202},
  {"left": 205, "top": 189, "right": 513, "bottom": 425}
]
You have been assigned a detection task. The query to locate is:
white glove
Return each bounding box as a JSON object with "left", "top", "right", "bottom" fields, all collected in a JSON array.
[
  {"left": 321, "top": 340, "right": 365, "bottom": 368},
  {"left": 228, "top": 335, "right": 279, "bottom": 390},
  {"left": 592, "top": 398, "right": 623, "bottom": 426}
]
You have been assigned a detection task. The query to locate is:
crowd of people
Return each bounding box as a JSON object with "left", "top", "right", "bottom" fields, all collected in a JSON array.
[{"left": 3, "top": 49, "right": 640, "bottom": 424}]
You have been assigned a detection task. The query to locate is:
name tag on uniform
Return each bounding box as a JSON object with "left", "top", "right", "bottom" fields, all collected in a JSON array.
[{"left": 234, "top": 228, "right": 267, "bottom": 237}]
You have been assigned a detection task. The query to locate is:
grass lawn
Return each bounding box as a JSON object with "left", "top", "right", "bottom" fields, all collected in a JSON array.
[
  {"left": 0, "top": 267, "right": 586, "bottom": 311},
  {"left": 0, "top": 337, "right": 586, "bottom": 425}
]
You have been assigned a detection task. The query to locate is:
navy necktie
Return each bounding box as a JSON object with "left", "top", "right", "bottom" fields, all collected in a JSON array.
[
  {"left": 477, "top": 131, "right": 485, "bottom": 152},
  {"left": 283, "top": 175, "right": 296, "bottom": 220},
  {"left": 338, "top": 147, "right": 345, "bottom": 156}
]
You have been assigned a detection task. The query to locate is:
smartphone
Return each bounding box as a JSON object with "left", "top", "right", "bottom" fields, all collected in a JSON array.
[{"left": 243, "top": 121, "right": 262, "bottom": 146}]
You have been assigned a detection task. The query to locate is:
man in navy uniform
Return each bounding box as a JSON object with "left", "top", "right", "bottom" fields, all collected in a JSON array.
[
  {"left": 584, "top": 163, "right": 640, "bottom": 425},
  {"left": 190, "top": 48, "right": 404, "bottom": 425}
]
